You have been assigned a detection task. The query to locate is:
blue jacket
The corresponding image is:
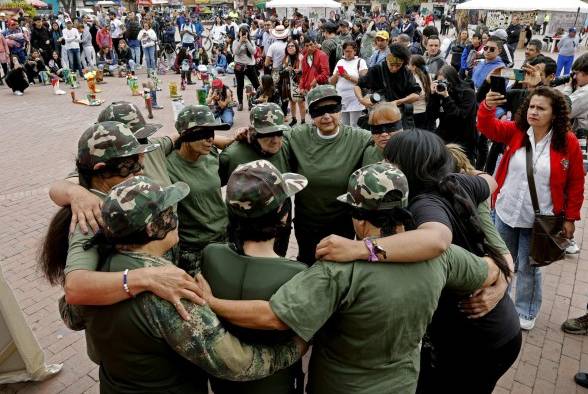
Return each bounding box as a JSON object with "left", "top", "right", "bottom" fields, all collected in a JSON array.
[
  {"left": 216, "top": 54, "right": 227, "bottom": 70},
  {"left": 472, "top": 58, "right": 505, "bottom": 89}
]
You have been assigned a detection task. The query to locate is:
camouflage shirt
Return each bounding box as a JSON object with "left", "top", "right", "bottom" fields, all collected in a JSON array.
[{"left": 81, "top": 251, "right": 302, "bottom": 393}]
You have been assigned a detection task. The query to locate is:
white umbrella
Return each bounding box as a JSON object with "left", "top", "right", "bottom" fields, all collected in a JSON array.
[{"left": 266, "top": 0, "right": 341, "bottom": 8}]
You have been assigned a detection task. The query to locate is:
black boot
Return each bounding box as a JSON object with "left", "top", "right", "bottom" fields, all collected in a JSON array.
[{"left": 289, "top": 118, "right": 297, "bottom": 126}]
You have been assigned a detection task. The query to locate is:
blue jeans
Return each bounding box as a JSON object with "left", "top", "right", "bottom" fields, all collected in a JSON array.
[
  {"left": 556, "top": 54, "right": 574, "bottom": 77},
  {"left": 129, "top": 45, "right": 141, "bottom": 66},
  {"left": 143, "top": 46, "right": 156, "bottom": 71},
  {"left": 217, "top": 108, "right": 234, "bottom": 126},
  {"left": 495, "top": 215, "right": 541, "bottom": 320},
  {"left": 67, "top": 48, "right": 83, "bottom": 76}
]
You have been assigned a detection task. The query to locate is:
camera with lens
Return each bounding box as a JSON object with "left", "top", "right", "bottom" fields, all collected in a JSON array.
[{"left": 434, "top": 80, "right": 448, "bottom": 93}]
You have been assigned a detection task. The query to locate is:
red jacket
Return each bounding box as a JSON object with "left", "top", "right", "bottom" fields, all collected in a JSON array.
[
  {"left": 299, "top": 49, "right": 329, "bottom": 91},
  {"left": 478, "top": 101, "right": 585, "bottom": 221}
]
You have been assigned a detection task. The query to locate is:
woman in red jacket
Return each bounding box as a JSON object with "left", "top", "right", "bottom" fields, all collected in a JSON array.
[
  {"left": 299, "top": 34, "right": 330, "bottom": 94},
  {"left": 479, "top": 86, "right": 584, "bottom": 331}
]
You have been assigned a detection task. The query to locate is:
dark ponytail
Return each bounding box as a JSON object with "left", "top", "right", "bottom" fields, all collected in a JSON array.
[
  {"left": 437, "top": 175, "right": 512, "bottom": 279},
  {"left": 39, "top": 207, "right": 72, "bottom": 286}
]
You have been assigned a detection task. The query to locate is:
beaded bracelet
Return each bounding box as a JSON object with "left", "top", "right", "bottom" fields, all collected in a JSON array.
[{"left": 123, "top": 269, "right": 132, "bottom": 297}]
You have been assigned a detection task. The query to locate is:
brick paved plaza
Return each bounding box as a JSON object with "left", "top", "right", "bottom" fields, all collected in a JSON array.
[{"left": 2, "top": 48, "right": 588, "bottom": 394}]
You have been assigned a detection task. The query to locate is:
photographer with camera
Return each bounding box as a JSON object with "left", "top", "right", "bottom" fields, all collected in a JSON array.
[
  {"left": 232, "top": 26, "right": 260, "bottom": 112},
  {"left": 427, "top": 64, "right": 478, "bottom": 163},
  {"left": 206, "top": 79, "right": 235, "bottom": 127}
]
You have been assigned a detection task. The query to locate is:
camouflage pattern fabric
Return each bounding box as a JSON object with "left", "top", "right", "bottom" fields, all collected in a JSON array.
[
  {"left": 131, "top": 252, "right": 303, "bottom": 380},
  {"left": 306, "top": 84, "right": 342, "bottom": 108},
  {"left": 227, "top": 160, "right": 308, "bottom": 218},
  {"left": 175, "top": 105, "right": 231, "bottom": 133},
  {"left": 337, "top": 163, "right": 409, "bottom": 211},
  {"left": 250, "top": 103, "right": 290, "bottom": 134},
  {"left": 178, "top": 247, "right": 204, "bottom": 277},
  {"left": 97, "top": 101, "right": 163, "bottom": 139},
  {"left": 77, "top": 121, "right": 158, "bottom": 168},
  {"left": 102, "top": 176, "right": 189, "bottom": 239},
  {"left": 59, "top": 295, "right": 85, "bottom": 331}
]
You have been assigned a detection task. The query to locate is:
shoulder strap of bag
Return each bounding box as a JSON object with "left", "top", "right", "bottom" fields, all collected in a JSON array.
[{"left": 525, "top": 136, "right": 541, "bottom": 214}]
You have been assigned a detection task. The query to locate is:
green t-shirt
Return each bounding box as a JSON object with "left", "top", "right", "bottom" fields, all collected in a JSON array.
[
  {"left": 166, "top": 147, "right": 228, "bottom": 249},
  {"left": 361, "top": 143, "right": 385, "bottom": 167},
  {"left": 218, "top": 136, "right": 292, "bottom": 186},
  {"left": 287, "top": 124, "right": 371, "bottom": 226},
  {"left": 269, "top": 245, "right": 488, "bottom": 394},
  {"left": 202, "top": 243, "right": 306, "bottom": 393},
  {"left": 144, "top": 136, "right": 173, "bottom": 188},
  {"left": 82, "top": 251, "right": 302, "bottom": 394},
  {"left": 64, "top": 189, "right": 107, "bottom": 274}
]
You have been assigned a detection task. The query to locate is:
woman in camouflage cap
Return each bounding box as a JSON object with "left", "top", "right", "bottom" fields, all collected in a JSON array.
[
  {"left": 201, "top": 159, "right": 308, "bottom": 393},
  {"left": 166, "top": 105, "right": 231, "bottom": 276},
  {"left": 40, "top": 121, "right": 205, "bottom": 324},
  {"left": 219, "top": 103, "right": 293, "bottom": 256},
  {"left": 80, "top": 175, "right": 306, "bottom": 394}
]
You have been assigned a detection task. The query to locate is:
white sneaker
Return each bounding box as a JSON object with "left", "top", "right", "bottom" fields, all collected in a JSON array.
[
  {"left": 566, "top": 240, "right": 580, "bottom": 254},
  {"left": 520, "top": 317, "right": 536, "bottom": 330},
  {"left": 13, "top": 91, "right": 23, "bottom": 96}
]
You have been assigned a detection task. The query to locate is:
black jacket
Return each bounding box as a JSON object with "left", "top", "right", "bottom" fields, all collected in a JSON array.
[
  {"left": 427, "top": 83, "right": 478, "bottom": 160},
  {"left": 30, "top": 26, "right": 52, "bottom": 53},
  {"left": 358, "top": 63, "right": 421, "bottom": 102}
]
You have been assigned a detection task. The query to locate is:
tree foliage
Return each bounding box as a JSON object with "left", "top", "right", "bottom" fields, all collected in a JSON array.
[{"left": 0, "top": 1, "right": 37, "bottom": 16}]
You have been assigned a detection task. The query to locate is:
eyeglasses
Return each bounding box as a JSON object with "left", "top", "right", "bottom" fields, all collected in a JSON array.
[{"left": 483, "top": 46, "right": 497, "bottom": 53}]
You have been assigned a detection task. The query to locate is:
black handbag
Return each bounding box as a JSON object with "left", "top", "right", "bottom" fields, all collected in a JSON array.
[{"left": 525, "top": 137, "right": 570, "bottom": 267}]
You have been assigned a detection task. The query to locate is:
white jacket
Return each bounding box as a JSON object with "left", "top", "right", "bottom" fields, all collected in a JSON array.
[{"left": 62, "top": 27, "right": 81, "bottom": 50}]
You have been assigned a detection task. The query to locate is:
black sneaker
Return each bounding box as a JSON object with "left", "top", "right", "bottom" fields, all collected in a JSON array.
[{"left": 289, "top": 118, "right": 297, "bottom": 126}]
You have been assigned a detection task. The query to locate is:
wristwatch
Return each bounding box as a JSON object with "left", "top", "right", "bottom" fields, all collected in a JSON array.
[{"left": 364, "top": 238, "right": 387, "bottom": 262}]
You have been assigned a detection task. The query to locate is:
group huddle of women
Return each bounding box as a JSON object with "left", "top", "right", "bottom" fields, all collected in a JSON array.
[{"left": 38, "top": 75, "right": 584, "bottom": 393}]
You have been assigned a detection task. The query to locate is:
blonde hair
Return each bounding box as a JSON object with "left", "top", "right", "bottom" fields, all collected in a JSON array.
[
  {"left": 446, "top": 143, "right": 476, "bottom": 174},
  {"left": 368, "top": 101, "right": 402, "bottom": 125}
]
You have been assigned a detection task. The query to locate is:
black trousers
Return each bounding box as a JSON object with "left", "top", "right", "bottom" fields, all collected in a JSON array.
[
  {"left": 417, "top": 330, "right": 522, "bottom": 394},
  {"left": 294, "top": 216, "right": 355, "bottom": 266},
  {"left": 234, "top": 64, "right": 259, "bottom": 105}
]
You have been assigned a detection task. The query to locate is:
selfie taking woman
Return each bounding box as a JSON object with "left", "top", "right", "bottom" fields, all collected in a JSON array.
[{"left": 479, "top": 86, "right": 584, "bottom": 330}]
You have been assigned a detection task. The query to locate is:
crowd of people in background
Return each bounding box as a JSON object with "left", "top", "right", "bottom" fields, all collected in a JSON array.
[{"left": 3, "top": 2, "right": 588, "bottom": 392}]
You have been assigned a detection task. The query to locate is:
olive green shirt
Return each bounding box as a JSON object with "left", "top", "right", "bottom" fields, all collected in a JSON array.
[
  {"left": 202, "top": 243, "right": 306, "bottom": 393},
  {"left": 166, "top": 147, "right": 228, "bottom": 249},
  {"left": 218, "top": 134, "right": 292, "bottom": 186},
  {"left": 286, "top": 124, "right": 371, "bottom": 226},
  {"left": 144, "top": 136, "right": 173, "bottom": 188},
  {"left": 361, "top": 143, "right": 385, "bottom": 167},
  {"left": 269, "top": 245, "right": 488, "bottom": 394},
  {"left": 64, "top": 189, "right": 107, "bottom": 274},
  {"left": 82, "top": 251, "right": 302, "bottom": 394}
]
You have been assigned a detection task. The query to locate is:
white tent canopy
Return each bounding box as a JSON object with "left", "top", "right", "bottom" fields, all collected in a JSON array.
[
  {"left": 266, "top": 0, "right": 341, "bottom": 8},
  {"left": 456, "top": 0, "right": 588, "bottom": 13}
]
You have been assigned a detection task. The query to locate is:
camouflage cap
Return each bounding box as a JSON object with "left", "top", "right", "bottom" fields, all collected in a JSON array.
[
  {"left": 250, "top": 103, "right": 289, "bottom": 134},
  {"left": 227, "top": 160, "right": 308, "bottom": 218},
  {"left": 175, "top": 105, "right": 231, "bottom": 133},
  {"left": 101, "top": 176, "right": 189, "bottom": 239},
  {"left": 77, "top": 121, "right": 158, "bottom": 168},
  {"left": 98, "top": 101, "right": 163, "bottom": 140},
  {"left": 337, "top": 163, "right": 409, "bottom": 211},
  {"left": 306, "top": 84, "right": 342, "bottom": 109}
]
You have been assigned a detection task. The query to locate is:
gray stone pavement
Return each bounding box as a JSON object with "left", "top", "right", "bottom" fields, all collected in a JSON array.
[{"left": 1, "top": 46, "right": 588, "bottom": 393}]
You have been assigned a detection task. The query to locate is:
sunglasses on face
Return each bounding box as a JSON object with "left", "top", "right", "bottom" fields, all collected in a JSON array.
[
  {"left": 483, "top": 46, "right": 497, "bottom": 52},
  {"left": 309, "top": 103, "right": 342, "bottom": 118},
  {"left": 257, "top": 130, "right": 284, "bottom": 139},
  {"left": 181, "top": 127, "right": 215, "bottom": 142},
  {"left": 371, "top": 122, "right": 403, "bottom": 134}
]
